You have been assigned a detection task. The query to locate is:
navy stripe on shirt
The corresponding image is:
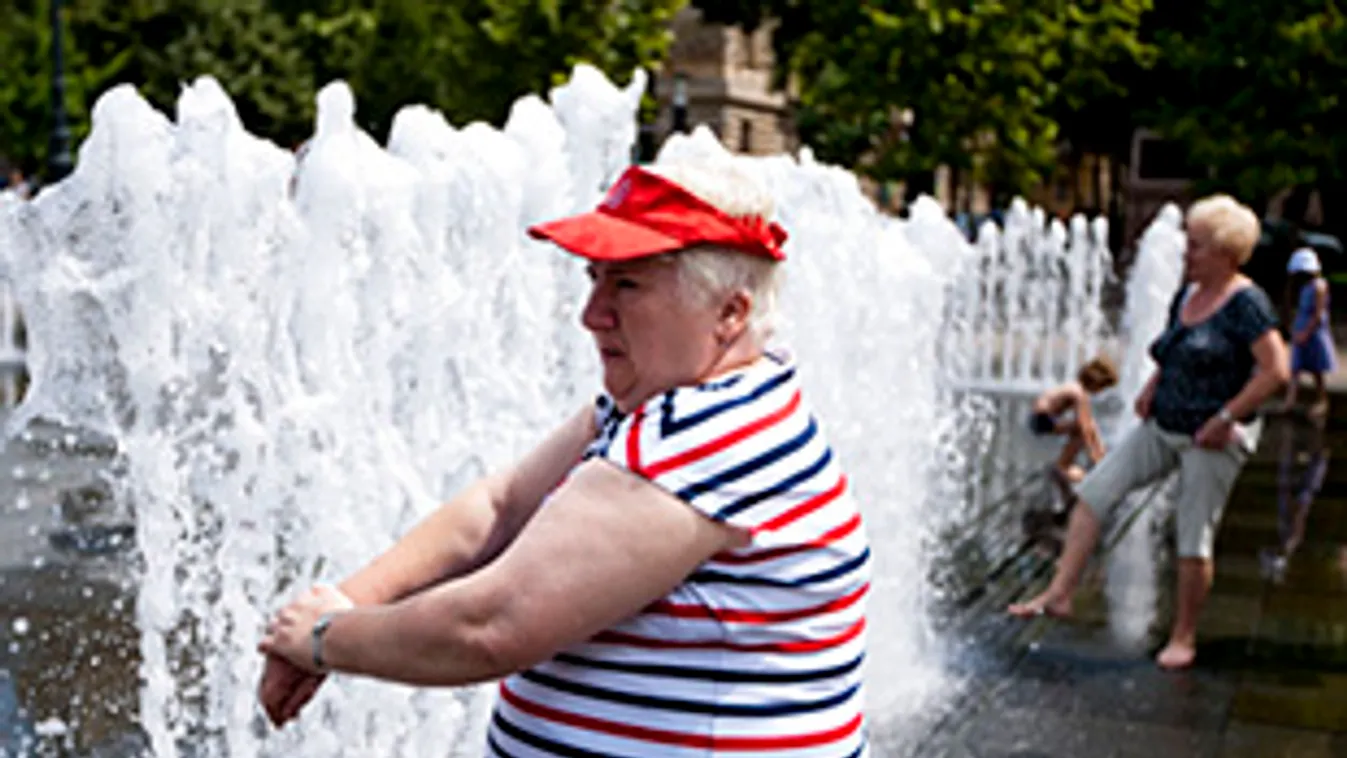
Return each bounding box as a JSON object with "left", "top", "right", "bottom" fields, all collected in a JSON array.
[
  {"left": 675, "top": 419, "right": 818, "bottom": 501},
  {"left": 551, "top": 652, "right": 864, "bottom": 684},
  {"left": 657, "top": 368, "right": 795, "bottom": 436},
  {"left": 492, "top": 710, "right": 632, "bottom": 758},
  {"left": 691, "top": 548, "right": 872, "bottom": 588},
  {"left": 715, "top": 447, "right": 834, "bottom": 520},
  {"left": 520, "top": 669, "right": 861, "bottom": 717}
]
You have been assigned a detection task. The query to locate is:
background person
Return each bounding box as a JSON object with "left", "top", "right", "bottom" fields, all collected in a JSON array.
[
  {"left": 1009, "top": 194, "right": 1289, "bottom": 671},
  {"left": 1028, "top": 355, "right": 1120, "bottom": 483},
  {"left": 1281, "top": 247, "right": 1336, "bottom": 417}
]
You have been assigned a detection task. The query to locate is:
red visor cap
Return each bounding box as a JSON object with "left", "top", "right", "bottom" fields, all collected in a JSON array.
[{"left": 527, "top": 166, "right": 787, "bottom": 262}]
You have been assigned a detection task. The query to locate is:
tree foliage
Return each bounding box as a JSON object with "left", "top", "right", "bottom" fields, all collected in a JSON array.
[
  {"left": 1146, "top": 0, "right": 1347, "bottom": 209},
  {"left": 693, "top": 0, "right": 1154, "bottom": 197},
  {"left": 0, "top": 0, "right": 683, "bottom": 180}
]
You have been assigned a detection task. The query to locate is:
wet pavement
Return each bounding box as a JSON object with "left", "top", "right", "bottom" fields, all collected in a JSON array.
[
  {"left": 920, "top": 394, "right": 1347, "bottom": 757},
  {"left": 0, "top": 423, "right": 140, "bottom": 758},
  {"left": 2, "top": 389, "right": 1346, "bottom": 756}
]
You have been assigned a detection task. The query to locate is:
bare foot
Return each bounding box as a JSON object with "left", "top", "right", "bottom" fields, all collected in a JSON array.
[
  {"left": 1156, "top": 640, "right": 1196, "bottom": 670},
  {"left": 1308, "top": 400, "right": 1329, "bottom": 420},
  {"left": 1007, "top": 591, "right": 1073, "bottom": 619}
]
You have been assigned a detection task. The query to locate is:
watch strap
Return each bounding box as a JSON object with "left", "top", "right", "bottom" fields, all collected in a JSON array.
[{"left": 312, "top": 612, "right": 338, "bottom": 672}]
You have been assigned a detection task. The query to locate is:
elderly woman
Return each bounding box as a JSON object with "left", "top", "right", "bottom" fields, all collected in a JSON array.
[
  {"left": 258, "top": 163, "right": 871, "bottom": 755},
  {"left": 1009, "top": 194, "right": 1289, "bottom": 670}
]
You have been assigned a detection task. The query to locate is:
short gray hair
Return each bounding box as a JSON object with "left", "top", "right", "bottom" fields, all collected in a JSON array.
[
  {"left": 670, "top": 246, "right": 782, "bottom": 345},
  {"left": 643, "top": 161, "right": 782, "bottom": 345},
  {"left": 1187, "top": 194, "right": 1260, "bottom": 265}
]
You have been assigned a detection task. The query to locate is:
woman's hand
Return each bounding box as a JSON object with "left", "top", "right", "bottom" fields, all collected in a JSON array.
[
  {"left": 258, "top": 654, "right": 325, "bottom": 727},
  {"left": 1134, "top": 371, "right": 1159, "bottom": 419},
  {"left": 1134, "top": 388, "right": 1154, "bottom": 419},
  {"left": 1194, "top": 415, "right": 1239, "bottom": 450},
  {"left": 259, "top": 585, "right": 355, "bottom": 674}
]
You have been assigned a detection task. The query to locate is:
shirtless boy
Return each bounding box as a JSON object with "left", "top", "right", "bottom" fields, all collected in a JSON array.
[{"left": 1029, "top": 356, "right": 1120, "bottom": 482}]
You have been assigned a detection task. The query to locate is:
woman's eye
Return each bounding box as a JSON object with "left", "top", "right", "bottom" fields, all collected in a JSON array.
[{"left": 616, "top": 278, "right": 639, "bottom": 290}]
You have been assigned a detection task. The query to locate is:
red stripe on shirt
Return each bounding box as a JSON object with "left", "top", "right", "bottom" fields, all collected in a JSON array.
[
  {"left": 714, "top": 513, "right": 862, "bottom": 565},
  {"left": 626, "top": 406, "right": 646, "bottom": 474},
  {"left": 499, "top": 681, "right": 863, "bottom": 750},
  {"left": 592, "top": 617, "right": 865, "bottom": 653},
  {"left": 646, "top": 583, "right": 868, "bottom": 623},
  {"left": 642, "top": 391, "right": 803, "bottom": 479},
  {"left": 754, "top": 476, "right": 848, "bottom": 533}
]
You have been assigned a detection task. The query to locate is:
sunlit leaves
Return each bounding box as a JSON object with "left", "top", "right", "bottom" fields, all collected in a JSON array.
[{"left": 691, "top": 0, "right": 1153, "bottom": 197}]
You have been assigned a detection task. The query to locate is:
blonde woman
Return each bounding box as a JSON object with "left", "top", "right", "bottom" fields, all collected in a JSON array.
[{"left": 1010, "top": 195, "right": 1289, "bottom": 671}]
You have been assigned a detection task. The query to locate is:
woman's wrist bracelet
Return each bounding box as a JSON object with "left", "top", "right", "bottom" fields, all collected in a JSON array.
[{"left": 312, "top": 612, "right": 339, "bottom": 672}]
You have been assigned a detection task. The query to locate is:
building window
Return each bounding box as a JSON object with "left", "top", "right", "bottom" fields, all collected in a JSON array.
[{"left": 740, "top": 120, "right": 753, "bottom": 153}]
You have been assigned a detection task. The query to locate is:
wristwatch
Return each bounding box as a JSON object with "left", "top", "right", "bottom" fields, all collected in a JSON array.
[
  {"left": 1217, "top": 407, "right": 1235, "bottom": 424},
  {"left": 312, "top": 612, "right": 338, "bottom": 672}
]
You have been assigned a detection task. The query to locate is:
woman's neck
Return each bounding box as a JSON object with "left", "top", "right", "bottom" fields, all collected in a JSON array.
[
  {"left": 702, "top": 340, "right": 765, "bottom": 382},
  {"left": 1194, "top": 269, "right": 1241, "bottom": 292}
]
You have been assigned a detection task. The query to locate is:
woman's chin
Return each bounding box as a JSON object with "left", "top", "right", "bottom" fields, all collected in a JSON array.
[{"left": 601, "top": 375, "right": 635, "bottom": 409}]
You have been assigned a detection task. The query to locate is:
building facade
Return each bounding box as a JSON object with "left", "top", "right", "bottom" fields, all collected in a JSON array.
[{"left": 656, "top": 8, "right": 794, "bottom": 156}]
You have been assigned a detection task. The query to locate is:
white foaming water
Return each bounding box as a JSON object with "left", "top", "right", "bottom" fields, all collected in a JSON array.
[
  {"left": 939, "top": 200, "right": 1116, "bottom": 530},
  {"left": 0, "top": 67, "right": 976, "bottom": 756},
  {"left": 1113, "top": 203, "right": 1185, "bottom": 440},
  {"left": 1102, "top": 203, "right": 1186, "bottom": 646},
  {"left": 944, "top": 199, "right": 1114, "bottom": 397}
]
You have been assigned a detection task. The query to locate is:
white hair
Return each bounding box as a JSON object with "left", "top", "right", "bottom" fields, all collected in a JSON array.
[
  {"left": 1186, "top": 194, "right": 1261, "bottom": 265},
  {"left": 646, "top": 161, "right": 777, "bottom": 218},
  {"left": 646, "top": 162, "right": 783, "bottom": 344}
]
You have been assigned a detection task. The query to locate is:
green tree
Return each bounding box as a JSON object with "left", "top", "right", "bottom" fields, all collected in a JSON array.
[
  {"left": 1147, "top": 0, "right": 1347, "bottom": 223},
  {"left": 694, "top": 1, "right": 1153, "bottom": 200},
  {"left": 1, "top": 0, "right": 685, "bottom": 179},
  {"left": 0, "top": 0, "right": 100, "bottom": 176},
  {"left": 284, "top": 0, "right": 682, "bottom": 137}
]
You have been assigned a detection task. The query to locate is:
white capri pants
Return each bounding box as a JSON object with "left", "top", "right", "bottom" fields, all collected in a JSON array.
[{"left": 1074, "top": 418, "right": 1259, "bottom": 559}]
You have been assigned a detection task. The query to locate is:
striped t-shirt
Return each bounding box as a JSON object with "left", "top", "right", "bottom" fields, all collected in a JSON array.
[{"left": 487, "top": 352, "right": 871, "bottom": 757}]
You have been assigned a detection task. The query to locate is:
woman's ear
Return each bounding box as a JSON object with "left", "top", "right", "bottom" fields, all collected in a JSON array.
[{"left": 716, "top": 290, "right": 753, "bottom": 344}]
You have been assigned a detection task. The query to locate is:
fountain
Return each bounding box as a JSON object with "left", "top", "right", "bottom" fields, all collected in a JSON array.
[
  {"left": 1099, "top": 203, "right": 1186, "bottom": 646},
  {"left": 0, "top": 66, "right": 984, "bottom": 756},
  {"left": 0, "top": 49, "right": 1202, "bottom": 752},
  {"left": 943, "top": 199, "right": 1115, "bottom": 398}
]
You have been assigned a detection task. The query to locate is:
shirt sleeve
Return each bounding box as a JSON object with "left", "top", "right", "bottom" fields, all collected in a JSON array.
[
  {"left": 599, "top": 383, "right": 836, "bottom": 534},
  {"left": 1228, "top": 286, "right": 1279, "bottom": 345}
]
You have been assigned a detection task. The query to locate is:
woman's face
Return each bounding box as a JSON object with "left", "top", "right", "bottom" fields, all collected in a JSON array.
[
  {"left": 581, "top": 257, "right": 735, "bottom": 413},
  {"left": 1184, "top": 222, "right": 1236, "bottom": 282}
]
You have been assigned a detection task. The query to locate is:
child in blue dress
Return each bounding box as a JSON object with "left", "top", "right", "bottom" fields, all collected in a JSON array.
[{"left": 1282, "top": 248, "right": 1336, "bottom": 417}]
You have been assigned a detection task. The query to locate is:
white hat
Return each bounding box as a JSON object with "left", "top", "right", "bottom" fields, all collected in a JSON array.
[{"left": 1288, "top": 247, "right": 1321, "bottom": 274}]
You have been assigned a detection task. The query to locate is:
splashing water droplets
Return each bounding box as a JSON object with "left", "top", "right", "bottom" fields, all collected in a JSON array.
[{"left": 0, "top": 65, "right": 1182, "bottom": 756}]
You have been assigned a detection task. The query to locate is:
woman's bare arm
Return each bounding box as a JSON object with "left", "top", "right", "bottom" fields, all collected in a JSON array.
[
  {"left": 1135, "top": 370, "right": 1160, "bottom": 418},
  {"left": 337, "top": 404, "right": 596, "bottom": 606},
  {"left": 1296, "top": 279, "right": 1329, "bottom": 343},
  {"left": 1072, "top": 396, "right": 1106, "bottom": 462},
  {"left": 1222, "top": 330, "right": 1290, "bottom": 420},
  {"left": 259, "top": 404, "right": 599, "bottom": 726},
  {"left": 316, "top": 459, "right": 742, "bottom": 686}
]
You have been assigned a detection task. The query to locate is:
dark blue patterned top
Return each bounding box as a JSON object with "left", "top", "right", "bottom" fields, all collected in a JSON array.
[{"left": 1148, "top": 284, "right": 1278, "bottom": 435}]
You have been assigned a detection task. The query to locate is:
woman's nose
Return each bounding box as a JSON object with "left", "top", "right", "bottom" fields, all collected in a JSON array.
[{"left": 581, "top": 287, "right": 615, "bottom": 331}]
